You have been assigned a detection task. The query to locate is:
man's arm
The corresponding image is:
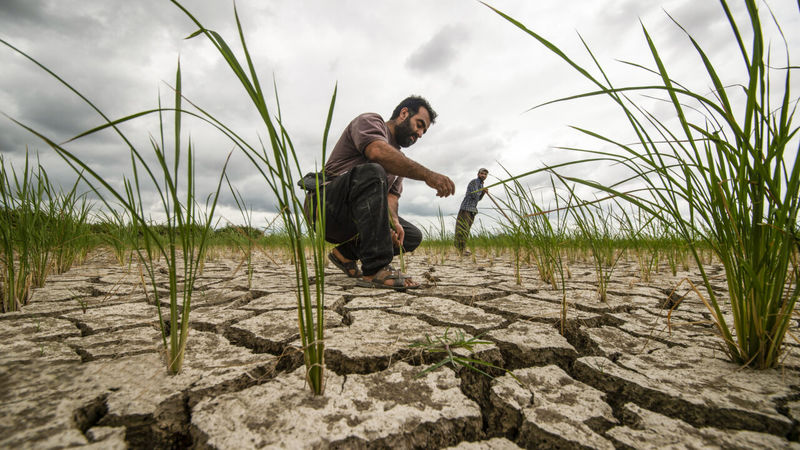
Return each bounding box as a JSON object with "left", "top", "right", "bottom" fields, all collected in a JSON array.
[{"left": 365, "top": 140, "right": 455, "bottom": 197}]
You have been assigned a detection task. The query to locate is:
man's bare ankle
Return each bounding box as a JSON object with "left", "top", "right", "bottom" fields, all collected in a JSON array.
[{"left": 332, "top": 248, "right": 352, "bottom": 263}]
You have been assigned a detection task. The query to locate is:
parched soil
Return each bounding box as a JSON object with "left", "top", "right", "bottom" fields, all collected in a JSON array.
[{"left": 2, "top": 249, "right": 799, "bottom": 449}]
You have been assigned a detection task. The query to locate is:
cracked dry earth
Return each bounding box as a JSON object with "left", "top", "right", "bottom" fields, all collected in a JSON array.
[{"left": 2, "top": 250, "right": 800, "bottom": 449}]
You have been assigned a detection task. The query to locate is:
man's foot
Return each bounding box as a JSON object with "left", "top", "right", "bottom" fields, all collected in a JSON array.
[
  {"left": 356, "top": 266, "right": 419, "bottom": 290},
  {"left": 328, "top": 249, "right": 361, "bottom": 278}
]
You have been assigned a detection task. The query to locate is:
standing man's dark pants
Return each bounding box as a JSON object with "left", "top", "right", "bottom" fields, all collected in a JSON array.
[
  {"left": 454, "top": 209, "right": 476, "bottom": 253},
  {"left": 310, "top": 163, "right": 421, "bottom": 276}
]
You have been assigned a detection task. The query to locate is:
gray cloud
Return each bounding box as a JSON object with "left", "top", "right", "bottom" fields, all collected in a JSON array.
[
  {"left": 1, "top": 0, "right": 797, "bottom": 228},
  {"left": 0, "top": 0, "right": 46, "bottom": 23},
  {"left": 0, "top": 0, "right": 98, "bottom": 38},
  {"left": 405, "top": 24, "right": 470, "bottom": 73}
]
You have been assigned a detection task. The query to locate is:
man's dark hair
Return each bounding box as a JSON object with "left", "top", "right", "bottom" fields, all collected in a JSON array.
[{"left": 390, "top": 95, "right": 437, "bottom": 124}]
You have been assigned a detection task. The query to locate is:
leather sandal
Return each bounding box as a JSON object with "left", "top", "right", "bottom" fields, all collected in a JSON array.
[
  {"left": 328, "top": 252, "right": 362, "bottom": 278},
  {"left": 355, "top": 265, "right": 419, "bottom": 291}
]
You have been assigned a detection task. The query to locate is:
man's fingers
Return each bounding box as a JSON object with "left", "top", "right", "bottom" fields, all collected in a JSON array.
[
  {"left": 427, "top": 173, "right": 455, "bottom": 197},
  {"left": 441, "top": 177, "right": 455, "bottom": 197},
  {"left": 392, "top": 227, "right": 405, "bottom": 247}
]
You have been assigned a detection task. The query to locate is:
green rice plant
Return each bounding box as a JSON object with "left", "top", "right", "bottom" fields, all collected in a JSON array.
[
  {"left": 557, "top": 183, "right": 626, "bottom": 302},
  {"left": 618, "top": 205, "right": 660, "bottom": 282},
  {"left": 497, "top": 174, "right": 569, "bottom": 292},
  {"left": 410, "top": 328, "right": 520, "bottom": 384},
  {"left": 522, "top": 178, "right": 571, "bottom": 333},
  {"left": 1, "top": 38, "right": 229, "bottom": 372},
  {"left": 1, "top": 155, "right": 35, "bottom": 312},
  {"left": 26, "top": 171, "right": 52, "bottom": 289},
  {"left": 486, "top": 0, "right": 800, "bottom": 368},
  {"left": 661, "top": 228, "right": 691, "bottom": 277},
  {"left": 170, "top": 1, "right": 335, "bottom": 393},
  {"left": 489, "top": 190, "right": 526, "bottom": 285},
  {"left": 41, "top": 170, "right": 92, "bottom": 275},
  {"left": 0, "top": 152, "right": 93, "bottom": 312},
  {"left": 420, "top": 207, "right": 451, "bottom": 262},
  {"left": 388, "top": 208, "right": 406, "bottom": 272},
  {"left": 95, "top": 208, "right": 136, "bottom": 266},
  {"left": 224, "top": 176, "right": 257, "bottom": 288},
  {"left": 436, "top": 206, "right": 451, "bottom": 262}
]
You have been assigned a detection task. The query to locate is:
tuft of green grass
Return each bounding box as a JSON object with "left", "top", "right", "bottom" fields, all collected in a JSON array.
[
  {"left": 410, "top": 328, "right": 521, "bottom": 384},
  {"left": 0, "top": 153, "right": 93, "bottom": 312},
  {"left": 224, "top": 176, "right": 258, "bottom": 288},
  {"left": 1, "top": 39, "right": 229, "bottom": 373},
  {"left": 485, "top": 0, "right": 800, "bottom": 368}
]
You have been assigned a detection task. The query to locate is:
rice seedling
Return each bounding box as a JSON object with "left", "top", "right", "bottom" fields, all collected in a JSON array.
[
  {"left": 486, "top": 0, "right": 800, "bottom": 368},
  {"left": 410, "top": 327, "right": 521, "bottom": 384},
  {"left": 497, "top": 174, "right": 569, "bottom": 292},
  {"left": 170, "top": 0, "right": 335, "bottom": 393},
  {"left": 27, "top": 199, "right": 51, "bottom": 289},
  {"left": 389, "top": 209, "right": 406, "bottom": 272},
  {"left": 1, "top": 36, "right": 229, "bottom": 373},
  {"left": 76, "top": 296, "right": 88, "bottom": 314},
  {"left": 0, "top": 150, "right": 93, "bottom": 312},
  {"left": 1, "top": 155, "right": 35, "bottom": 312},
  {"left": 419, "top": 207, "right": 451, "bottom": 262},
  {"left": 94, "top": 208, "right": 136, "bottom": 266},
  {"left": 618, "top": 205, "right": 660, "bottom": 282},
  {"left": 491, "top": 194, "right": 526, "bottom": 285},
  {"left": 41, "top": 170, "right": 92, "bottom": 275},
  {"left": 14, "top": 157, "right": 51, "bottom": 290},
  {"left": 224, "top": 176, "right": 258, "bottom": 288},
  {"left": 661, "top": 230, "right": 692, "bottom": 277},
  {"left": 557, "top": 183, "right": 626, "bottom": 302},
  {"left": 132, "top": 81, "right": 229, "bottom": 375}
]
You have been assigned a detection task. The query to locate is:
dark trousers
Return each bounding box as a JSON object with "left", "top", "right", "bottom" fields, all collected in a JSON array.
[
  {"left": 454, "top": 209, "right": 476, "bottom": 252},
  {"left": 309, "top": 163, "right": 421, "bottom": 276}
]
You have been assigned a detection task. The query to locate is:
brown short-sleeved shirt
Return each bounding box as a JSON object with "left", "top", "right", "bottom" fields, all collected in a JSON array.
[{"left": 324, "top": 113, "right": 404, "bottom": 197}]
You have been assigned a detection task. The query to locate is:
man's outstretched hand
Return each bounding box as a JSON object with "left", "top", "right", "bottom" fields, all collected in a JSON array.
[{"left": 426, "top": 171, "right": 456, "bottom": 197}]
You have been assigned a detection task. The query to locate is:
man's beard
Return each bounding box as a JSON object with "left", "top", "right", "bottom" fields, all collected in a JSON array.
[{"left": 394, "top": 117, "right": 416, "bottom": 148}]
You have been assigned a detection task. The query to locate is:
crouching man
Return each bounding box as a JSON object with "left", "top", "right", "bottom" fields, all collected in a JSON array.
[{"left": 311, "top": 95, "right": 455, "bottom": 290}]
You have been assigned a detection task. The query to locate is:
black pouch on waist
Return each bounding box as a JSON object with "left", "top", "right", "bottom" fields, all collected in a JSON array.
[{"left": 297, "top": 172, "right": 328, "bottom": 192}]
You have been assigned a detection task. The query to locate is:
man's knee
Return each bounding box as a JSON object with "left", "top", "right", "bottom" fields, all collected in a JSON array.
[{"left": 402, "top": 221, "right": 422, "bottom": 252}]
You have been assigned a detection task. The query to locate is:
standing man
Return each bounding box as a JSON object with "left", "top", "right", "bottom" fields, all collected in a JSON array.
[
  {"left": 317, "top": 95, "right": 455, "bottom": 290},
  {"left": 454, "top": 168, "right": 489, "bottom": 256}
]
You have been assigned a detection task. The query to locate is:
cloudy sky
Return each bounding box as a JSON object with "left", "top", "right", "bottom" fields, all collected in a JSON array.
[{"left": 1, "top": 0, "right": 798, "bottom": 233}]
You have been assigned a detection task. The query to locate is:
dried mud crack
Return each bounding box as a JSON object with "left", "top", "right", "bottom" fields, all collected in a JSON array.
[{"left": 2, "top": 252, "right": 799, "bottom": 449}]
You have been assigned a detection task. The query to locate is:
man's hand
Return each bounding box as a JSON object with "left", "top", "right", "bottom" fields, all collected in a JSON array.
[
  {"left": 391, "top": 218, "right": 405, "bottom": 247},
  {"left": 388, "top": 194, "right": 404, "bottom": 247},
  {"left": 425, "top": 171, "right": 456, "bottom": 197}
]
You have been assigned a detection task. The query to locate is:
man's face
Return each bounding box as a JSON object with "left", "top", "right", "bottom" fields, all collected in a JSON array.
[
  {"left": 478, "top": 171, "right": 488, "bottom": 181},
  {"left": 394, "top": 106, "right": 431, "bottom": 148}
]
